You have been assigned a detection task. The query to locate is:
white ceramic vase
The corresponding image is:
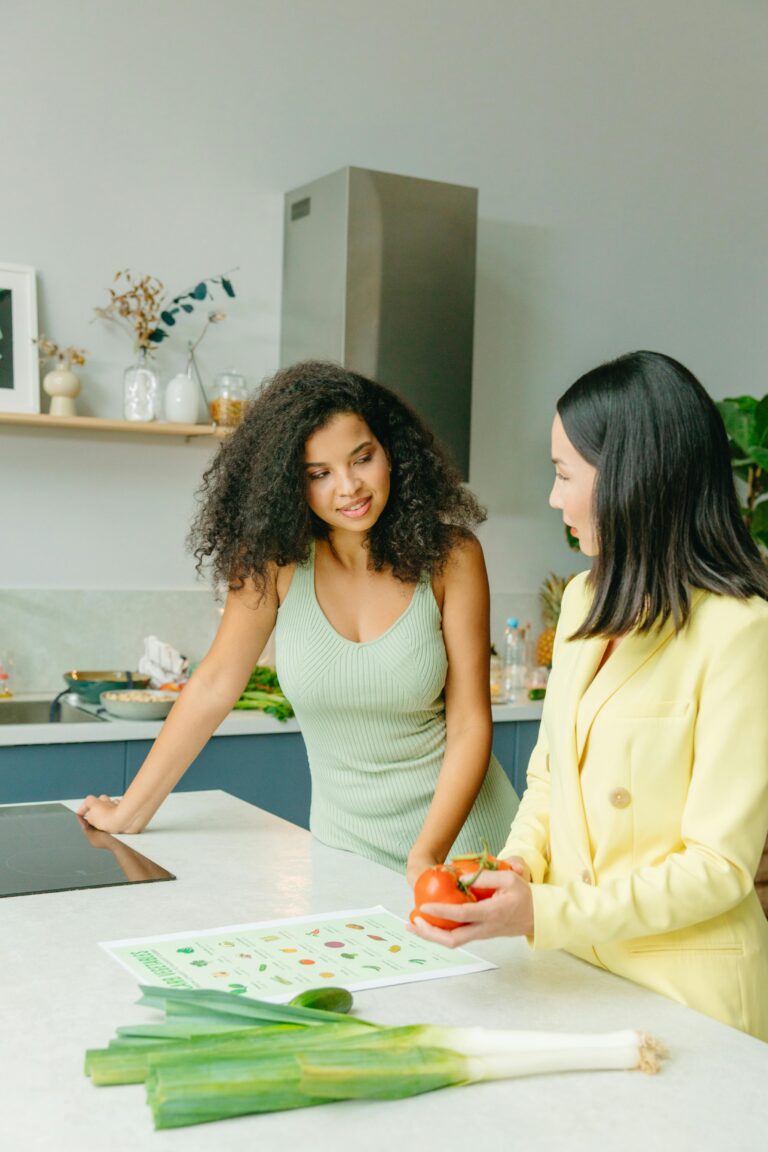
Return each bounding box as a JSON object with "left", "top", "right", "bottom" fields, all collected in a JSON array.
[
  {"left": 43, "top": 360, "right": 81, "bottom": 417},
  {"left": 164, "top": 372, "right": 200, "bottom": 423}
]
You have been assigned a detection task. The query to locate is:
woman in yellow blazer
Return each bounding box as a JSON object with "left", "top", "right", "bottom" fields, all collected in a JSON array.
[{"left": 411, "top": 351, "right": 768, "bottom": 1042}]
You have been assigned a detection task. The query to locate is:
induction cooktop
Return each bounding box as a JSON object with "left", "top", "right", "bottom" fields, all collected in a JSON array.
[{"left": 0, "top": 803, "right": 175, "bottom": 898}]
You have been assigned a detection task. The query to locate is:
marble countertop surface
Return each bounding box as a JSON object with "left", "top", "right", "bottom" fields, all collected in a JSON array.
[{"left": 0, "top": 790, "right": 764, "bottom": 1151}]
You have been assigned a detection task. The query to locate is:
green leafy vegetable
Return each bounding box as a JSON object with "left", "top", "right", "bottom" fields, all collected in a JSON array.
[{"left": 234, "top": 665, "right": 294, "bottom": 720}]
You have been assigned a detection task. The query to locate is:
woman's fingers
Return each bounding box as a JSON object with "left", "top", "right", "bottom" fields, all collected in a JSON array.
[
  {"left": 459, "top": 870, "right": 519, "bottom": 891},
  {"left": 417, "top": 899, "right": 493, "bottom": 923},
  {"left": 407, "top": 916, "right": 468, "bottom": 948},
  {"left": 503, "top": 855, "right": 531, "bottom": 880},
  {"left": 77, "top": 794, "right": 98, "bottom": 816}
]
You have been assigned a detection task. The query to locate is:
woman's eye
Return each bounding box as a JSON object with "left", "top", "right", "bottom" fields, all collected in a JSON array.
[
  {"left": 355, "top": 453, "right": 372, "bottom": 465},
  {"left": 555, "top": 471, "right": 567, "bottom": 482},
  {"left": 308, "top": 471, "right": 329, "bottom": 482}
]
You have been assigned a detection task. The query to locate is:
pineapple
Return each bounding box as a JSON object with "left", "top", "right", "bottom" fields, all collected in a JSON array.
[{"left": 536, "top": 572, "right": 573, "bottom": 668}]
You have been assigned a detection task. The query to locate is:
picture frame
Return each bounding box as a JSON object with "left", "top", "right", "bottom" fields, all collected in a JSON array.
[{"left": 0, "top": 263, "right": 40, "bottom": 413}]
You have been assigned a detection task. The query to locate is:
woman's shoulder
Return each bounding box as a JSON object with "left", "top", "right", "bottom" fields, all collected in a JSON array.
[
  {"left": 274, "top": 560, "right": 301, "bottom": 605},
  {"left": 440, "top": 529, "right": 486, "bottom": 578},
  {"left": 430, "top": 530, "right": 485, "bottom": 605},
  {"left": 691, "top": 588, "right": 768, "bottom": 633},
  {"left": 559, "top": 569, "right": 592, "bottom": 622}
]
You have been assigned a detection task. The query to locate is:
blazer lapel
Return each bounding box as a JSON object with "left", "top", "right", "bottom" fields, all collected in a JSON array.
[
  {"left": 554, "top": 632, "right": 606, "bottom": 860},
  {"left": 574, "top": 594, "right": 705, "bottom": 763}
]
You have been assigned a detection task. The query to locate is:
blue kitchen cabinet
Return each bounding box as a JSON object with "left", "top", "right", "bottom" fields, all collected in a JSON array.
[
  {"left": 0, "top": 742, "right": 124, "bottom": 804},
  {"left": 0, "top": 720, "right": 539, "bottom": 817},
  {"left": 492, "top": 720, "right": 539, "bottom": 798},
  {"left": 124, "top": 732, "right": 313, "bottom": 829}
]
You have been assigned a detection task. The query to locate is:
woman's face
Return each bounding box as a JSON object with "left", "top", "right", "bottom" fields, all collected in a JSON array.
[
  {"left": 549, "top": 413, "right": 598, "bottom": 555},
  {"left": 303, "top": 412, "right": 391, "bottom": 534}
]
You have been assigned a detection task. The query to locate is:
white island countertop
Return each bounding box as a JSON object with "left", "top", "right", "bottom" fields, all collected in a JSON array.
[
  {"left": 0, "top": 695, "right": 542, "bottom": 746},
  {"left": 0, "top": 790, "right": 764, "bottom": 1151}
]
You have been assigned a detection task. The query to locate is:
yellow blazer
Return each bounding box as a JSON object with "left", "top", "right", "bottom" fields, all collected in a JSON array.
[{"left": 501, "top": 573, "right": 768, "bottom": 1041}]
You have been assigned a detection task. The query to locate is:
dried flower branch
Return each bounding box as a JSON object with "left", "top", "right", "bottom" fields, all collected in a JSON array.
[
  {"left": 34, "top": 334, "right": 87, "bottom": 367},
  {"left": 94, "top": 268, "right": 237, "bottom": 354},
  {"left": 188, "top": 310, "right": 227, "bottom": 359},
  {"left": 94, "top": 270, "right": 166, "bottom": 351}
]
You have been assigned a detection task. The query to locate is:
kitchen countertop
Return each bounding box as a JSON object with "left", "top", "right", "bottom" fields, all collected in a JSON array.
[
  {"left": 0, "top": 694, "right": 542, "bottom": 746},
  {"left": 1, "top": 790, "right": 764, "bottom": 1151}
]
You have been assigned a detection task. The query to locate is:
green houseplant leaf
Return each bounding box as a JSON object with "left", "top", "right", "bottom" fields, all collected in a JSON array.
[
  {"left": 751, "top": 500, "right": 768, "bottom": 545},
  {"left": 718, "top": 398, "right": 757, "bottom": 456},
  {"left": 717, "top": 394, "right": 768, "bottom": 554}
]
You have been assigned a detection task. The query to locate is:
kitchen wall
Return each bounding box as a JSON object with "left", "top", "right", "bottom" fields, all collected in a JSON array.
[{"left": 2, "top": 1, "right": 767, "bottom": 687}]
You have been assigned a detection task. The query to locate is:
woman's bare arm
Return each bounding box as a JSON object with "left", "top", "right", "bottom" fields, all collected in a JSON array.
[
  {"left": 78, "top": 572, "right": 280, "bottom": 833},
  {"left": 406, "top": 535, "right": 495, "bottom": 885}
]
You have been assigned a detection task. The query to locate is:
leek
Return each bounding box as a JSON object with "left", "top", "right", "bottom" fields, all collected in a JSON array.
[
  {"left": 85, "top": 987, "right": 666, "bottom": 1130},
  {"left": 136, "top": 985, "right": 369, "bottom": 1027}
]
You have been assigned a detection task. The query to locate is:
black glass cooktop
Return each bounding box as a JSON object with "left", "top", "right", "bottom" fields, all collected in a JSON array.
[{"left": 0, "top": 803, "right": 175, "bottom": 898}]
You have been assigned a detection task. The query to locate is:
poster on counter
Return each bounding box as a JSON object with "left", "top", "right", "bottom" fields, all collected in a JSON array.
[{"left": 100, "top": 905, "right": 495, "bottom": 1000}]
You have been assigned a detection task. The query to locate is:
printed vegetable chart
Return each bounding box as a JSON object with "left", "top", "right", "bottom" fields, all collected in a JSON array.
[{"left": 100, "top": 906, "right": 495, "bottom": 1000}]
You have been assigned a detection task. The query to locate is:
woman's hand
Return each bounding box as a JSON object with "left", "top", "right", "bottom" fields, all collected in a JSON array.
[
  {"left": 406, "top": 849, "right": 441, "bottom": 888},
  {"left": 77, "top": 795, "right": 142, "bottom": 834},
  {"left": 499, "top": 855, "right": 532, "bottom": 883},
  {"left": 409, "top": 868, "right": 535, "bottom": 948}
]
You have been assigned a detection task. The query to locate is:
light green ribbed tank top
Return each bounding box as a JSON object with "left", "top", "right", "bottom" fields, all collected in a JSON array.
[{"left": 275, "top": 544, "right": 519, "bottom": 873}]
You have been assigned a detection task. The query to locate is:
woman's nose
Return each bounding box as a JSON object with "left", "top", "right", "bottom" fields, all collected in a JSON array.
[
  {"left": 338, "top": 469, "right": 362, "bottom": 495},
  {"left": 548, "top": 482, "right": 561, "bottom": 510}
]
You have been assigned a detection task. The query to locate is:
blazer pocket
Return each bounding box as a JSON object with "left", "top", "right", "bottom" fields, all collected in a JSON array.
[
  {"left": 613, "top": 699, "right": 692, "bottom": 720},
  {"left": 628, "top": 943, "right": 743, "bottom": 956}
]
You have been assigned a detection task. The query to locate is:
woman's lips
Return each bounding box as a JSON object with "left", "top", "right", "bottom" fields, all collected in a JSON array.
[
  {"left": 567, "top": 524, "right": 579, "bottom": 537},
  {"left": 339, "top": 496, "right": 372, "bottom": 518}
]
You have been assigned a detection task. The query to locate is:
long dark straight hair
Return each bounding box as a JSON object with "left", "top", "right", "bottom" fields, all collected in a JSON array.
[{"left": 558, "top": 350, "right": 768, "bottom": 638}]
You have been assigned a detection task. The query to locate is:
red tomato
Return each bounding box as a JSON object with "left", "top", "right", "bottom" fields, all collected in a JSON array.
[
  {"left": 450, "top": 852, "right": 513, "bottom": 900},
  {"left": 410, "top": 864, "right": 476, "bottom": 930}
]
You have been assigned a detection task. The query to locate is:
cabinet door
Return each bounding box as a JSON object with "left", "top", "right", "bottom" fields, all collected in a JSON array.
[
  {"left": 0, "top": 743, "right": 125, "bottom": 804},
  {"left": 492, "top": 721, "right": 540, "bottom": 798},
  {"left": 125, "top": 733, "right": 312, "bottom": 829}
]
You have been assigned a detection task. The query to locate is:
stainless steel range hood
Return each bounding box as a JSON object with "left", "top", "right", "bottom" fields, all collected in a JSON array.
[{"left": 280, "top": 166, "right": 478, "bottom": 477}]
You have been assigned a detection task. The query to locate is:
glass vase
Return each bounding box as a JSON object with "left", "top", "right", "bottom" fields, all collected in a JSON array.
[{"left": 123, "top": 348, "right": 159, "bottom": 422}]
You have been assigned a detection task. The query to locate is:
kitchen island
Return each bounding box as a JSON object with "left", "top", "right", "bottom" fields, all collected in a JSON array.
[{"left": 1, "top": 790, "right": 764, "bottom": 1151}]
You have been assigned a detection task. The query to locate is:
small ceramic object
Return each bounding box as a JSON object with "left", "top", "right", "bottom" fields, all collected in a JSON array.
[
  {"left": 43, "top": 361, "right": 81, "bottom": 417},
  {"left": 164, "top": 372, "right": 200, "bottom": 423}
]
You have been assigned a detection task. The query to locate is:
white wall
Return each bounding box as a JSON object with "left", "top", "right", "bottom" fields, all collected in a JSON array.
[{"left": 3, "top": 1, "right": 767, "bottom": 616}]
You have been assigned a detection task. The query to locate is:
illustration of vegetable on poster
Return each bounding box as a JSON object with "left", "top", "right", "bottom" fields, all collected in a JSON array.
[{"left": 101, "top": 907, "right": 495, "bottom": 1000}]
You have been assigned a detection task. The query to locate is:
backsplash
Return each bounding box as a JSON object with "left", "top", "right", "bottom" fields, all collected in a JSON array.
[
  {"left": 2, "top": 586, "right": 542, "bottom": 693},
  {"left": 1, "top": 589, "right": 222, "bottom": 694}
]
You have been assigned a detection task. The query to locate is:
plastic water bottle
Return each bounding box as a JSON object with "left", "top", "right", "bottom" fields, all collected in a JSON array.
[{"left": 502, "top": 617, "right": 527, "bottom": 703}]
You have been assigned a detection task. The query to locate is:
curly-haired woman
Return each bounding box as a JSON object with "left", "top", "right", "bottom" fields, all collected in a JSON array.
[{"left": 79, "top": 361, "right": 519, "bottom": 881}]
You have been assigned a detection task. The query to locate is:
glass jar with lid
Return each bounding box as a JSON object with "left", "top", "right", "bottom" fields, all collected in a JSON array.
[{"left": 209, "top": 369, "right": 247, "bottom": 427}]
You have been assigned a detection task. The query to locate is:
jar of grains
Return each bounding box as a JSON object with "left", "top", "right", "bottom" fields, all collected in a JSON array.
[{"left": 209, "top": 369, "right": 247, "bottom": 427}]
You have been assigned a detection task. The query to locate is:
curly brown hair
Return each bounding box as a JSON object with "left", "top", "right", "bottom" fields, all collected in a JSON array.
[{"left": 189, "top": 361, "right": 486, "bottom": 594}]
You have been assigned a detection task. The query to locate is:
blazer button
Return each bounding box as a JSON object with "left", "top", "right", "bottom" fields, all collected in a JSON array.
[
  {"left": 581, "top": 869, "right": 593, "bottom": 884},
  {"left": 609, "top": 787, "right": 632, "bottom": 809}
]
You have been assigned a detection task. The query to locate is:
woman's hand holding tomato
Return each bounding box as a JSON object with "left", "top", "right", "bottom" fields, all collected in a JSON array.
[
  {"left": 409, "top": 864, "right": 476, "bottom": 930},
  {"left": 409, "top": 852, "right": 534, "bottom": 947},
  {"left": 405, "top": 848, "right": 441, "bottom": 889},
  {"left": 450, "top": 851, "right": 517, "bottom": 899}
]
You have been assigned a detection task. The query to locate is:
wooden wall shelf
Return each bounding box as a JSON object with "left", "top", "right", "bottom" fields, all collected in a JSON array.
[{"left": 0, "top": 412, "right": 229, "bottom": 439}]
